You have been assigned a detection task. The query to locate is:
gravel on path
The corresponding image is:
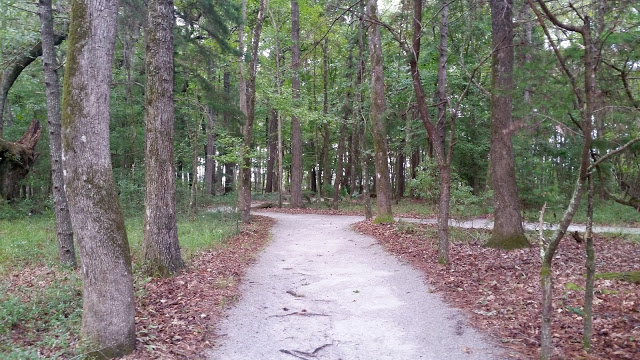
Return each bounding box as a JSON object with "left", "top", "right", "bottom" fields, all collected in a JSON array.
[{"left": 207, "top": 213, "right": 505, "bottom": 360}]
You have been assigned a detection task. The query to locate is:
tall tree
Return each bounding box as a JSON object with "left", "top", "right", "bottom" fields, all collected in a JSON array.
[
  {"left": 239, "top": 0, "right": 268, "bottom": 222},
  {"left": 38, "top": 0, "right": 76, "bottom": 268},
  {"left": 289, "top": 0, "right": 304, "bottom": 208},
  {"left": 366, "top": 0, "right": 393, "bottom": 222},
  {"left": 484, "top": 0, "right": 529, "bottom": 249},
  {"left": 61, "top": 0, "right": 135, "bottom": 355},
  {"left": 143, "top": 0, "right": 184, "bottom": 276}
]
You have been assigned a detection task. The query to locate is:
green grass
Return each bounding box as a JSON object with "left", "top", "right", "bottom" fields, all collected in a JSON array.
[
  {"left": 0, "top": 216, "right": 59, "bottom": 274},
  {"left": 0, "top": 271, "right": 82, "bottom": 359},
  {"left": 0, "top": 210, "right": 240, "bottom": 359},
  {"left": 523, "top": 199, "right": 639, "bottom": 226}
]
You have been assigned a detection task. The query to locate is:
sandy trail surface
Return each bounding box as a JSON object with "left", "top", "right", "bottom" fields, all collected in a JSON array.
[{"left": 207, "top": 213, "right": 505, "bottom": 360}]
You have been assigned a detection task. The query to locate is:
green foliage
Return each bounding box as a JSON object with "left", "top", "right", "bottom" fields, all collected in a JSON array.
[{"left": 407, "top": 160, "right": 489, "bottom": 215}]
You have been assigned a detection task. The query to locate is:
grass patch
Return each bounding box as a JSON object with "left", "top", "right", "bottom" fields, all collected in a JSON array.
[
  {"left": 0, "top": 209, "right": 240, "bottom": 358},
  {"left": 0, "top": 270, "right": 82, "bottom": 359},
  {"left": 0, "top": 216, "right": 58, "bottom": 275}
]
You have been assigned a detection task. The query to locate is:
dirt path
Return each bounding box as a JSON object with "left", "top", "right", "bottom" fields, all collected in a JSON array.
[{"left": 207, "top": 213, "right": 504, "bottom": 360}]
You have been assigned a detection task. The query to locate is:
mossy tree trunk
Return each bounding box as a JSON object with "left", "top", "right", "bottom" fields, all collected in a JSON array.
[
  {"left": 583, "top": 175, "right": 595, "bottom": 351},
  {"left": 290, "top": 0, "right": 304, "bottom": 208},
  {"left": 61, "top": 0, "right": 135, "bottom": 356},
  {"left": 0, "top": 120, "right": 42, "bottom": 201},
  {"left": 485, "top": 0, "right": 529, "bottom": 250},
  {"left": 366, "top": 0, "right": 393, "bottom": 223},
  {"left": 38, "top": 0, "right": 76, "bottom": 268}
]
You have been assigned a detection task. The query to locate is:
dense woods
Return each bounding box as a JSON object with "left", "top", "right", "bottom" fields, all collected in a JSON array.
[{"left": 1, "top": 0, "right": 639, "bottom": 357}]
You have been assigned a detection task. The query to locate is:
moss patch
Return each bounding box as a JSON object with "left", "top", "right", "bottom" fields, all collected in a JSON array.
[
  {"left": 373, "top": 213, "right": 394, "bottom": 224},
  {"left": 595, "top": 271, "right": 640, "bottom": 284},
  {"left": 483, "top": 234, "right": 530, "bottom": 250}
]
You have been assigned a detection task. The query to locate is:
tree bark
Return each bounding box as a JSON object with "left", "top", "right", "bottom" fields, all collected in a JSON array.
[
  {"left": 366, "top": 0, "right": 393, "bottom": 222},
  {"left": 266, "top": 108, "right": 277, "bottom": 192},
  {"left": 332, "top": 114, "right": 349, "bottom": 210},
  {"left": 290, "top": 0, "right": 304, "bottom": 208},
  {"left": 143, "top": 0, "right": 184, "bottom": 277},
  {"left": 239, "top": 0, "right": 267, "bottom": 222},
  {"left": 0, "top": 120, "right": 42, "bottom": 201},
  {"left": 0, "top": 35, "right": 66, "bottom": 136},
  {"left": 485, "top": 0, "right": 529, "bottom": 249},
  {"left": 223, "top": 70, "right": 235, "bottom": 194},
  {"left": 38, "top": 0, "right": 76, "bottom": 268},
  {"left": 205, "top": 106, "right": 216, "bottom": 195},
  {"left": 61, "top": 0, "right": 135, "bottom": 355},
  {"left": 583, "top": 175, "right": 595, "bottom": 351}
]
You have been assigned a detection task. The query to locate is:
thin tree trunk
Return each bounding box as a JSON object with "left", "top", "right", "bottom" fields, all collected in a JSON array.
[
  {"left": 223, "top": 70, "right": 234, "bottom": 194},
  {"left": 143, "top": 0, "right": 184, "bottom": 277},
  {"left": 266, "top": 108, "right": 277, "bottom": 192},
  {"left": 366, "top": 0, "right": 393, "bottom": 222},
  {"left": 189, "top": 114, "right": 201, "bottom": 214},
  {"left": 38, "top": 0, "right": 76, "bottom": 268},
  {"left": 486, "top": 0, "right": 529, "bottom": 249},
  {"left": 61, "top": 0, "right": 135, "bottom": 355},
  {"left": 205, "top": 106, "right": 216, "bottom": 195},
  {"left": 332, "top": 118, "right": 348, "bottom": 209},
  {"left": 237, "top": 0, "right": 249, "bottom": 218},
  {"left": 583, "top": 175, "right": 595, "bottom": 351},
  {"left": 290, "top": 0, "right": 304, "bottom": 208},
  {"left": 239, "top": 0, "right": 267, "bottom": 222}
]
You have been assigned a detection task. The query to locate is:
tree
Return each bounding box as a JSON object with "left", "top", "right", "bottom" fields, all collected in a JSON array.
[
  {"left": 484, "top": 0, "right": 529, "bottom": 249},
  {"left": 38, "top": 0, "right": 76, "bottom": 268},
  {"left": 366, "top": 0, "right": 393, "bottom": 222},
  {"left": 239, "top": 0, "right": 268, "bottom": 222},
  {"left": 61, "top": 0, "right": 135, "bottom": 355},
  {"left": 143, "top": 0, "right": 184, "bottom": 276},
  {"left": 289, "top": 0, "right": 304, "bottom": 208}
]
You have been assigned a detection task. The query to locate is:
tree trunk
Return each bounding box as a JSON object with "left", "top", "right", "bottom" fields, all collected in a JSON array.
[
  {"left": 239, "top": 0, "right": 267, "bottom": 222},
  {"left": 366, "top": 0, "right": 393, "bottom": 223},
  {"left": 266, "top": 108, "right": 277, "bottom": 192},
  {"left": 237, "top": 0, "right": 249, "bottom": 219},
  {"left": 38, "top": 0, "right": 76, "bottom": 268},
  {"left": 223, "top": 70, "right": 235, "bottom": 194},
  {"left": 205, "top": 106, "right": 216, "bottom": 195},
  {"left": 395, "top": 146, "right": 405, "bottom": 199},
  {"left": 0, "top": 120, "right": 42, "bottom": 201},
  {"left": 332, "top": 117, "right": 348, "bottom": 209},
  {"left": 0, "top": 35, "right": 66, "bottom": 136},
  {"left": 289, "top": 0, "right": 304, "bottom": 208},
  {"left": 143, "top": 0, "right": 184, "bottom": 277},
  {"left": 61, "top": 0, "right": 135, "bottom": 355},
  {"left": 583, "top": 175, "right": 595, "bottom": 351},
  {"left": 190, "top": 116, "right": 200, "bottom": 214},
  {"left": 485, "top": 0, "right": 529, "bottom": 249}
]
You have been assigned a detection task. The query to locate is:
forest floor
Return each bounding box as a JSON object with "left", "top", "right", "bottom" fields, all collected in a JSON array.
[{"left": 257, "top": 206, "right": 639, "bottom": 359}]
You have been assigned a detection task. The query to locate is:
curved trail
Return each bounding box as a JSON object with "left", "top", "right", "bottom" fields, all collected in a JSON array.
[{"left": 207, "top": 213, "right": 504, "bottom": 360}]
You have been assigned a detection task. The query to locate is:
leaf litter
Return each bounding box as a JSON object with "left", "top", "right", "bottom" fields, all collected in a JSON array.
[
  {"left": 353, "top": 220, "right": 639, "bottom": 360},
  {"left": 122, "top": 215, "right": 275, "bottom": 359}
]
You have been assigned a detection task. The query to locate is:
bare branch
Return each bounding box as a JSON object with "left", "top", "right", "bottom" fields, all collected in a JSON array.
[{"left": 588, "top": 137, "right": 640, "bottom": 172}]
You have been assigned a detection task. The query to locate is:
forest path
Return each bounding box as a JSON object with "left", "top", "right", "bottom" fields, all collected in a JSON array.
[{"left": 207, "top": 213, "right": 504, "bottom": 360}]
